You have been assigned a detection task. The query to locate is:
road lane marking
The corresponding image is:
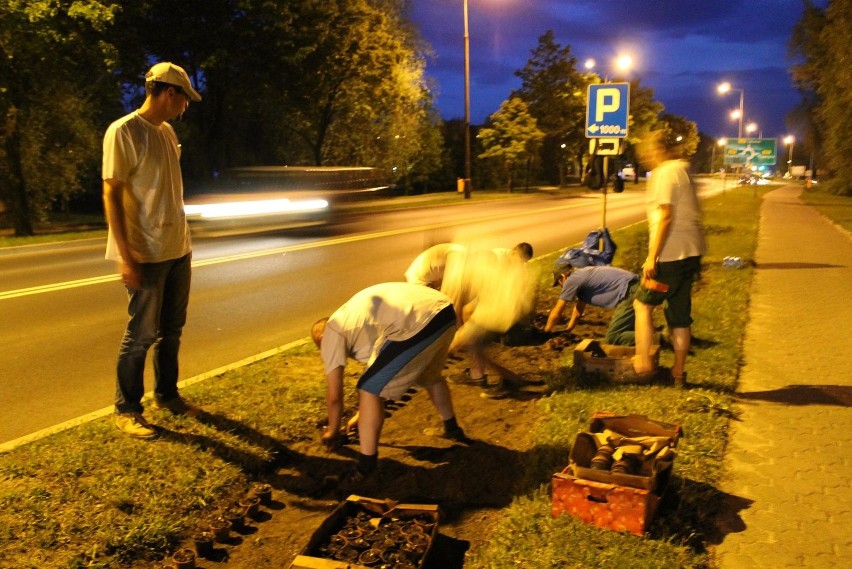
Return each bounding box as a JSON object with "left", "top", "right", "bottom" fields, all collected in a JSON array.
[{"left": 0, "top": 197, "right": 618, "bottom": 300}]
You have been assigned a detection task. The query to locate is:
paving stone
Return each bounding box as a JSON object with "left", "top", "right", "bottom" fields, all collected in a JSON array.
[{"left": 714, "top": 187, "right": 852, "bottom": 569}]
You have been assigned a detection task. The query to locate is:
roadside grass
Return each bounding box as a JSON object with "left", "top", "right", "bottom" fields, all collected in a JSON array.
[
  {"left": 1, "top": 184, "right": 767, "bottom": 568},
  {"left": 467, "top": 185, "right": 772, "bottom": 568},
  {"left": 0, "top": 345, "right": 338, "bottom": 568},
  {"left": 0, "top": 213, "right": 107, "bottom": 247},
  {"left": 799, "top": 185, "right": 852, "bottom": 234},
  {"left": 0, "top": 229, "right": 107, "bottom": 248}
]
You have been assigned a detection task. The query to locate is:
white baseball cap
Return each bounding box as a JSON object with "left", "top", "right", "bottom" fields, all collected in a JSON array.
[{"left": 145, "top": 62, "right": 201, "bottom": 102}]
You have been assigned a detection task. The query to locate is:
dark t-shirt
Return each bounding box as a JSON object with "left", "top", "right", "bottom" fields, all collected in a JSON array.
[{"left": 559, "top": 266, "right": 637, "bottom": 309}]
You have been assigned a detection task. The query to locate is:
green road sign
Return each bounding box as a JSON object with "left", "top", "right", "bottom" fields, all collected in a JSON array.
[{"left": 724, "top": 138, "right": 777, "bottom": 166}]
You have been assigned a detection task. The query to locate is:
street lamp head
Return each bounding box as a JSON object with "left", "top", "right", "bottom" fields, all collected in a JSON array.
[
  {"left": 584, "top": 58, "right": 596, "bottom": 70},
  {"left": 615, "top": 54, "right": 633, "bottom": 72},
  {"left": 784, "top": 135, "right": 795, "bottom": 145},
  {"left": 718, "top": 138, "right": 727, "bottom": 146},
  {"left": 730, "top": 110, "right": 741, "bottom": 120},
  {"left": 718, "top": 82, "right": 731, "bottom": 94},
  {"left": 746, "top": 122, "right": 758, "bottom": 135}
]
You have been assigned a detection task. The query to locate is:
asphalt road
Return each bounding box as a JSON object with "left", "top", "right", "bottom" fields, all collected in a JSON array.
[{"left": 0, "top": 188, "right": 668, "bottom": 444}]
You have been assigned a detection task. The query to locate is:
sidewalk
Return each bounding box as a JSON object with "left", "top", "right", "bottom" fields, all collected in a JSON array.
[{"left": 714, "top": 186, "right": 852, "bottom": 568}]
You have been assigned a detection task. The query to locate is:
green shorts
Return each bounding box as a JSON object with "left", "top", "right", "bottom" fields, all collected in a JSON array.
[{"left": 635, "top": 256, "right": 702, "bottom": 329}]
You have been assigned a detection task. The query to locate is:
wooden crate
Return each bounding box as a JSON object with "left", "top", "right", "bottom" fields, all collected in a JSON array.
[
  {"left": 290, "top": 495, "right": 438, "bottom": 569},
  {"left": 573, "top": 339, "right": 659, "bottom": 384},
  {"left": 551, "top": 471, "right": 660, "bottom": 536},
  {"left": 551, "top": 412, "right": 682, "bottom": 535}
]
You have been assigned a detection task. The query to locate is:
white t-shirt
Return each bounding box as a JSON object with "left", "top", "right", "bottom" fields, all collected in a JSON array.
[
  {"left": 102, "top": 111, "right": 191, "bottom": 263},
  {"left": 320, "top": 282, "right": 453, "bottom": 374},
  {"left": 404, "top": 243, "right": 466, "bottom": 287},
  {"left": 646, "top": 159, "right": 706, "bottom": 262}
]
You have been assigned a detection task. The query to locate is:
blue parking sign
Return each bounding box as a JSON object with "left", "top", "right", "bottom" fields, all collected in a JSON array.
[{"left": 586, "top": 83, "right": 630, "bottom": 138}]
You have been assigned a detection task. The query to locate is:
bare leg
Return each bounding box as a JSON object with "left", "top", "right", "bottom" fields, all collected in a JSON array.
[
  {"left": 633, "top": 299, "right": 656, "bottom": 374},
  {"left": 424, "top": 380, "right": 456, "bottom": 421},
  {"left": 357, "top": 392, "right": 384, "bottom": 456},
  {"left": 670, "top": 326, "right": 691, "bottom": 379},
  {"left": 469, "top": 343, "right": 487, "bottom": 379}
]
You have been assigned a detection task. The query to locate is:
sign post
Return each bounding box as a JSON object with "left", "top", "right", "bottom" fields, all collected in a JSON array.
[{"left": 586, "top": 83, "right": 630, "bottom": 245}]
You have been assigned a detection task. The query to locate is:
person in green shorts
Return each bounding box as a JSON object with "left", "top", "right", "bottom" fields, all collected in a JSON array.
[
  {"left": 633, "top": 128, "right": 706, "bottom": 386},
  {"left": 546, "top": 264, "right": 639, "bottom": 346}
]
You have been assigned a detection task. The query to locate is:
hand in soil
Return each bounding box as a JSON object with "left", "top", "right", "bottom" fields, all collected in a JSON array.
[{"left": 321, "top": 429, "right": 344, "bottom": 451}]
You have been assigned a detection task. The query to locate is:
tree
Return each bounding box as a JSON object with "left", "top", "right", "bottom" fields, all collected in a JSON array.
[
  {"left": 0, "top": 0, "right": 448, "bottom": 234},
  {"left": 113, "top": 0, "right": 442, "bottom": 186},
  {"left": 399, "top": 104, "right": 446, "bottom": 193},
  {"left": 654, "top": 113, "right": 700, "bottom": 158},
  {"left": 477, "top": 97, "right": 544, "bottom": 192},
  {"left": 512, "top": 30, "right": 589, "bottom": 185},
  {"left": 0, "top": 0, "right": 119, "bottom": 235},
  {"left": 789, "top": 0, "right": 851, "bottom": 194},
  {"left": 623, "top": 81, "right": 667, "bottom": 175}
]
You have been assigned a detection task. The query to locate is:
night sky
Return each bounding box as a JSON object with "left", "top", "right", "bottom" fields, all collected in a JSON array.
[{"left": 409, "top": 0, "right": 828, "bottom": 140}]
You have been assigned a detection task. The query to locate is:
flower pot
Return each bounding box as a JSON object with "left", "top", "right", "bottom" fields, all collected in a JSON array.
[
  {"left": 224, "top": 505, "right": 246, "bottom": 531},
  {"left": 171, "top": 547, "right": 196, "bottom": 569},
  {"left": 252, "top": 482, "right": 273, "bottom": 506},
  {"left": 193, "top": 531, "right": 215, "bottom": 558},
  {"left": 209, "top": 516, "right": 231, "bottom": 542},
  {"left": 239, "top": 495, "right": 261, "bottom": 518}
]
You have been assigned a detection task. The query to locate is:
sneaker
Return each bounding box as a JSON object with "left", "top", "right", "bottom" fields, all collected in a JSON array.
[
  {"left": 115, "top": 412, "right": 157, "bottom": 439},
  {"left": 442, "top": 425, "right": 470, "bottom": 443},
  {"left": 422, "top": 426, "right": 470, "bottom": 444},
  {"left": 480, "top": 383, "right": 511, "bottom": 400},
  {"left": 449, "top": 369, "right": 487, "bottom": 387},
  {"left": 338, "top": 466, "right": 378, "bottom": 494},
  {"left": 152, "top": 395, "right": 203, "bottom": 418}
]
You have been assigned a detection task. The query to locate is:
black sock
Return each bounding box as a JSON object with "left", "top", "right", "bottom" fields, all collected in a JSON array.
[
  {"left": 443, "top": 417, "right": 460, "bottom": 433},
  {"left": 356, "top": 452, "right": 378, "bottom": 475}
]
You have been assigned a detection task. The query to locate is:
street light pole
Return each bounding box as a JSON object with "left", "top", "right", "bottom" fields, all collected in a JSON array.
[
  {"left": 736, "top": 90, "right": 744, "bottom": 139},
  {"left": 784, "top": 135, "right": 795, "bottom": 176},
  {"left": 718, "top": 82, "right": 744, "bottom": 139},
  {"left": 462, "top": 0, "right": 472, "bottom": 199}
]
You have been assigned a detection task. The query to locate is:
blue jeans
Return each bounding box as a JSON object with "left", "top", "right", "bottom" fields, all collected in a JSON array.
[{"left": 115, "top": 253, "right": 191, "bottom": 414}]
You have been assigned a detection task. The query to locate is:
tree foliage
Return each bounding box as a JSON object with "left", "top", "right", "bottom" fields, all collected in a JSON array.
[
  {"left": 511, "top": 31, "right": 590, "bottom": 184},
  {"left": 0, "top": 0, "right": 445, "bottom": 235},
  {"left": 477, "top": 97, "right": 544, "bottom": 192},
  {"left": 510, "top": 30, "right": 672, "bottom": 185},
  {"left": 654, "top": 113, "right": 700, "bottom": 158},
  {"left": 0, "top": 0, "right": 120, "bottom": 235},
  {"left": 790, "top": 0, "right": 851, "bottom": 194}
]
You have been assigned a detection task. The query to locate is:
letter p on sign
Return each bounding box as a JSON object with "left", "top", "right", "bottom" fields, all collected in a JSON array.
[{"left": 595, "top": 88, "right": 620, "bottom": 121}]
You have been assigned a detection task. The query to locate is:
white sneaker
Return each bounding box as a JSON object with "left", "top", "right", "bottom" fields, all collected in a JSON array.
[{"left": 115, "top": 412, "right": 157, "bottom": 439}]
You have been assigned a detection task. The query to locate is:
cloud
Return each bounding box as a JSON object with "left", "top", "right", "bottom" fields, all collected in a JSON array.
[{"left": 410, "top": 0, "right": 821, "bottom": 137}]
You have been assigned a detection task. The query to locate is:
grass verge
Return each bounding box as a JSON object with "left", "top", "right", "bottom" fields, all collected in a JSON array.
[
  {"left": 465, "top": 186, "right": 768, "bottom": 568},
  {"left": 1, "top": 185, "right": 774, "bottom": 568},
  {"left": 799, "top": 185, "right": 852, "bottom": 233}
]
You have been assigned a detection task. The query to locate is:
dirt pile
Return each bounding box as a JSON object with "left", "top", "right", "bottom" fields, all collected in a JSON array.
[{"left": 172, "top": 298, "right": 612, "bottom": 568}]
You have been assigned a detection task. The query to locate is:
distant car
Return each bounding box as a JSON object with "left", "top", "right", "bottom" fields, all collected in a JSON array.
[{"left": 620, "top": 165, "right": 636, "bottom": 181}]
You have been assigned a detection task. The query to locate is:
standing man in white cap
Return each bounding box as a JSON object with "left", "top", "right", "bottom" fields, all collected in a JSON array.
[{"left": 102, "top": 62, "right": 203, "bottom": 439}]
